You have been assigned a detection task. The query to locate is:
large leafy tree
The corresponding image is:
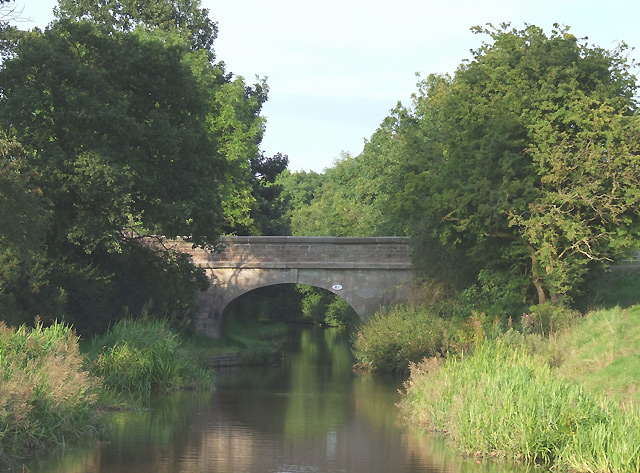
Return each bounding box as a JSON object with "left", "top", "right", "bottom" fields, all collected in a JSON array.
[
  {"left": 1, "top": 21, "right": 225, "bottom": 249},
  {"left": 55, "top": 0, "right": 218, "bottom": 54},
  {"left": 0, "top": 21, "right": 220, "bottom": 330},
  {"left": 0, "top": 1, "right": 268, "bottom": 331},
  {"left": 55, "top": 0, "right": 268, "bottom": 235},
  {"left": 276, "top": 168, "right": 325, "bottom": 234},
  {"left": 248, "top": 151, "right": 290, "bottom": 235},
  {"left": 289, "top": 139, "right": 405, "bottom": 238},
  {"left": 392, "top": 24, "right": 640, "bottom": 304}
]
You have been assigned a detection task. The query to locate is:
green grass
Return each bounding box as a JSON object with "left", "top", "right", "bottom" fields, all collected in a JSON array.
[
  {"left": 552, "top": 305, "right": 640, "bottom": 404},
  {"left": 400, "top": 337, "right": 640, "bottom": 471},
  {"left": 87, "top": 318, "right": 214, "bottom": 398},
  {"left": 0, "top": 316, "right": 220, "bottom": 465},
  {"left": 399, "top": 305, "right": 640, "bottom": 472}
]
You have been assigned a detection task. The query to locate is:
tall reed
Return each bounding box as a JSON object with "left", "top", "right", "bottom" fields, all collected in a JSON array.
[
  {"left": 399, "top": 338, "right": 640, "bottom": 472},
  {"left": 0, "top": 321, "right": 102, "bottom": 466},
  {"left": 88, "top": 318, "right": 213, "bottom": 397}
]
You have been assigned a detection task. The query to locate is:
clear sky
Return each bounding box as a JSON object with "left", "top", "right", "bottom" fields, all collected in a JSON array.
[{"left": 8, "top": 0, "right": 640, "bottom": 172}]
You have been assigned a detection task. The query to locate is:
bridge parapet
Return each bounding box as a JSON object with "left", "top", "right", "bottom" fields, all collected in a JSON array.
[{"left": 182, "top": 236, "right": 411, "bottom": 270}]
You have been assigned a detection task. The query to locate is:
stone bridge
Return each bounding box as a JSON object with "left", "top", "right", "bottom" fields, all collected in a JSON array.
[
  {"left": 175, "top": 236, "right": 413, "bottom": 337},
  {"left": 174, "top": 236, "right": 414, "bottom": 337}
]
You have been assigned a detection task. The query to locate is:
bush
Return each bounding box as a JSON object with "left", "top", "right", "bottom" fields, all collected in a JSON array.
[
  {"left": 352, "top": 305, "right": 456, "bottom": 373},
  {"left": 0, "top": 321, "right": 102, "bottom": 465},
  {"left": 298, "top": 286, "right": 333, "bottom": 325},
  {"left": 324, "top": 296, "right": 359, "bottom": 329},
  {"left": 88, "top": 318, "right": 213, "bottom": 396},
  {"left": 521, "top": 302, "right": 580, "bottom": 336}
]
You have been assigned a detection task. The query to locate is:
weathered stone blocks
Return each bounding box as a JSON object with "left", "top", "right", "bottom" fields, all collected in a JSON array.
[{"left": 176, "top": 236, "right": 414, "bottom": 337}]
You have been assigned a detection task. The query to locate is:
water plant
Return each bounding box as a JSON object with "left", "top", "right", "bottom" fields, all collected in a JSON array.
[
  {"left": 88, "top": 318, "right": 213, "bottom": 397},
  {"left": 399, "top": 337, "right": 640, "bottom": 472},
  {"left": 0, "top": 321, "right": 102, "bottom": 466}
]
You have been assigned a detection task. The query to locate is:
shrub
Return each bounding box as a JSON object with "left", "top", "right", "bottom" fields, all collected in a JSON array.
[
  {"left": 324, "top": 296, "right": 359, "bottom": 329},
  {"left": 521, "top": 302, "right": 580, "bottom": 336},
  {"left": 0, "top": 321, "right": 102, "bottom": 465},
  {"left": 298, "top": 286, "right": 333, "bottom": 325},
  {"left": 450, "top": 311, "right": 504, "bottom": 353},
  {"left": 352, "top": 305, "right": 456, "bottom": 373}
]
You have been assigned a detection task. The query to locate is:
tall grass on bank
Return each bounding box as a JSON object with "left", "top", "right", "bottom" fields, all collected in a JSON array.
[
  {"left": 0, "top": 322, "right": 102, "bottom": 466},
  {"left": 352, "top": 304, "right": 510, "bottom": 373},
  {"left": 88, "top": 318, "right": 213, "bottom": 397},
  {"left": 399, "top": 338, "right": 640, "bottom": 472}
]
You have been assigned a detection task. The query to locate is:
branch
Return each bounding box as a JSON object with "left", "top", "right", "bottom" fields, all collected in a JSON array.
[{"left": 485, "top": 231, "right": 518, "bottom": 240}]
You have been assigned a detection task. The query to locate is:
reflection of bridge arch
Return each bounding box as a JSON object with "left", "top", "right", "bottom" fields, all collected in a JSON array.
[{"left": 176, "top": 236, "right": 414, "bottom": 337}]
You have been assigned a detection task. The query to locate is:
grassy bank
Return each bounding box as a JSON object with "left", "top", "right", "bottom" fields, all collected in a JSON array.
[
  {"left": 0, "top": 317, "right": 218, "bottom": 467},
  {"left": 88, "top": 318, "right": 214, "bottom": 399},
  {"left": 181, "top": 316, "right": 289, "bottom": 366},
  {"left": 0, "top": 322, "right": 103, "bottom": 466},
  {"left": 398, "top": 305, "right": 640, "bottom": 472}
]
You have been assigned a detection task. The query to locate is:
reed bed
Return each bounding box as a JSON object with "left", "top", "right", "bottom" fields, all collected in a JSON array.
[
  {"left": 0, "top": 321, "right": 102, "bottom": 466},
  {"left": 399, "top": 338, "right": 640, "bottom": 472},
  {"left": 88, "top": 318, "right": 214, "bottom": 397}
]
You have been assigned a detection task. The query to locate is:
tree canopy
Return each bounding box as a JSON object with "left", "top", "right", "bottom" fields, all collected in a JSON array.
[
  {"left": 291, "top": 24, "right": 640, "bottom": 308},
  {"left": 0, "top": 0, "right": 271, "bottom": 331},
  {"left": 55, "top": 0, "right": 218, "bottom": 54},
  {"left": 288, "top": 127, "right": 406, "bottom": 238},
  {"left": 391, "top": 24, "right": 640, "bottom": 304},
  {"left": 0, "top": 132, "right": 51, "bottom": 325}
]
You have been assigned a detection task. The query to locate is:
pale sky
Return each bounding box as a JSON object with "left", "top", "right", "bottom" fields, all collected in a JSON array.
[{"left": 8, "top": 0, "right": 640, "bottom": 171}]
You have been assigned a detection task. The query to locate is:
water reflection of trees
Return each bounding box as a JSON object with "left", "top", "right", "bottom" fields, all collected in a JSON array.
[
  {"left": 26, "top": 327, "right": 536, "bottom": 473},
  {"left": 282, "top": 327, "right": 354, "bottom": 439},
  {"left": 24, "top": 392, "right": 213, "bottom": 473}
]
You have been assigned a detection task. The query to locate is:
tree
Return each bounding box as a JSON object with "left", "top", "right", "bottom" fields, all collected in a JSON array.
[
  {"left": 0, "top": 20, "right": 231, "bottom": 331},
  {"left": 0, "top": 0, "right": 275, "bottom": 331},
  {"left": 55, "top": 0, "right": 218, "bottom": 54},
  {"left": 55, "top": 0, "right": 269, "bottom": 236},
  {"left": 0, "top": 0, "right": 23, "bottom": 61},
  {"left": 248, "top": 151, "right": 290, "bottom": 235},
  {"left": 1, "top": 21, "right": 226, "bottom": 248},
  {"left": 0, "top": 132, "right": 51, "bottom": 325},
  {"left": 289, "top": 145, "right": 405, "bottom": 237},
  {"left": 392, "top": 24, "right": 640, "bottom": 304},
  {"left": 284, "top": 109, "right": 409, "bottom": 238}
]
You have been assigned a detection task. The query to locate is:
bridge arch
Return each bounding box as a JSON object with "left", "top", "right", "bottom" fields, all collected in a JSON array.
[
  {"left": 175, "top": 236, "right": 414, "bottom": 337},
  {"left": 218, "top": 281, "right": 359, "bottom": 332}
]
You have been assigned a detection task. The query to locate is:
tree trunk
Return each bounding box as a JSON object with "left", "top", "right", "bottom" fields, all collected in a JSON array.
[
  {"left": 530, "top": 253, "right": 547, "bottom": 305},
  {"left": 546, "top": 265, "right": 560, "bottom": 305}
]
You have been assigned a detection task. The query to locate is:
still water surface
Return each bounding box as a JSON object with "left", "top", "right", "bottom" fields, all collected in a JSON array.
[{"left": 25, "top": 326, "right": 532, "bottom": 473}]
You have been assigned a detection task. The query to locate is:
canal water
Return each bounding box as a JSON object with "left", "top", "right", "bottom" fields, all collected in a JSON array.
[{"left": 24, "top": 326, "right": 532, "bottom": 473}]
